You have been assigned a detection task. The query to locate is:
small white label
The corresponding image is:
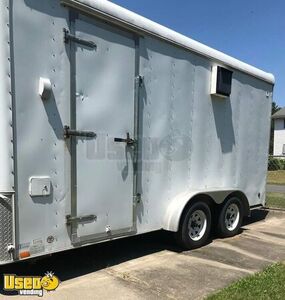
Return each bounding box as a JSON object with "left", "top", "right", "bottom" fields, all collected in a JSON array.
[{"left": 30, "top": 239, "right": 45, "bottom": 255}]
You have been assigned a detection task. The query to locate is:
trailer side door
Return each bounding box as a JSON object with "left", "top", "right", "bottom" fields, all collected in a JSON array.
[{"left": 68, "top": 15, "right": 137, "bottom": 244}]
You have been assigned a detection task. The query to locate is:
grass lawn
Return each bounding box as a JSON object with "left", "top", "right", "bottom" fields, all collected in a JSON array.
[
  {"left": 266, "top": 193, "right": 285, "bottom": 209},
  {"left": 208, "top": 263, "right": 285, "bottom": 300},
  {"left": 267, "top": 171, "right": 285, "bottom": 185}
]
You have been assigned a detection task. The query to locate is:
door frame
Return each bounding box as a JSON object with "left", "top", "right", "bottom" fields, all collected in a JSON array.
[{"left": 66, "top": 11, "right": 141, "bottom": 245}]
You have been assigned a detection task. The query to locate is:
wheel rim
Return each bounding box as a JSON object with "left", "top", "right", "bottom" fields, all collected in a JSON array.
[
  {"left": 225, "top": 203, "right": 240, "bottom": 231},
  {"left": 188, "top": 210, "right": 207, "bottom": 241}
]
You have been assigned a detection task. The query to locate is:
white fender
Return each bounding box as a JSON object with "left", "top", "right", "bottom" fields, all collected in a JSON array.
[{"left": 163, "top": 189, "right": 237, "bottom": 232}]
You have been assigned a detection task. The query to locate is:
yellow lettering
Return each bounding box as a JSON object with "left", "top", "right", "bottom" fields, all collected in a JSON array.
[
  {"left": 15, "top": 278, "right": 24, "bottom": 290},
  {"left": 33, "top": 278, "right": 42, "bottom": 290},
  {"left": 4, "top": 275, "right": 15, "bottom": 290},
  {"left": 24, "top": 278, "right": 32, "bottom": 290},
  {"left": 4, "top": 275, "right": 47, "bottom": 291}
]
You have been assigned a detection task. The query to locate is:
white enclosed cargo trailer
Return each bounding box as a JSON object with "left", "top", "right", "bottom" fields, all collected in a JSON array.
[{"left": 0, "top": 0, "right": 274, "bottom": 264}]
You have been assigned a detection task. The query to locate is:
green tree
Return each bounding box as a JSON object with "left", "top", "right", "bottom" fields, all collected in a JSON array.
[{"left": 270, "top": 101, "right": 281, "bottom": 154}]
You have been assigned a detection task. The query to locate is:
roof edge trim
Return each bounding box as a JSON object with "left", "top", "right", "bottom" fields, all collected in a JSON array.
[{"left": 61, "top": 0, "right": 275, "bottom": 85}]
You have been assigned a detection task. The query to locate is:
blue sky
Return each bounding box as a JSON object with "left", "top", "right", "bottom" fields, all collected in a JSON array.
[{"left": 111, "top": 0, "right": 284, "bottom": 106}]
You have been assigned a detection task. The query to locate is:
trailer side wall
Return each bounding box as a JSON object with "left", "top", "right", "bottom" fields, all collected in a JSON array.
[
  {"left": 12, "top": 0, "right": 72, "bottom": 255},
  {"left": 0, "top": 0, "right": 15, "bottom": 264},
  {"left": 137, "top": 35, "right": 272, "bottom": 232}
]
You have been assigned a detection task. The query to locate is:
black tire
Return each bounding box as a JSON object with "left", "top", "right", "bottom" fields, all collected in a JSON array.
[
  {"left": 217, "top": 197, "right": 244, "bottom": 238},
  {"left": 176, "top": 201, "right": 212, "bottom": 250}
]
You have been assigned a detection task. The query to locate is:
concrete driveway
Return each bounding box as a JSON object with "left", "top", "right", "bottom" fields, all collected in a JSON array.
[{"left": 1, "top": 209, "right": 285, "bottom": 300}]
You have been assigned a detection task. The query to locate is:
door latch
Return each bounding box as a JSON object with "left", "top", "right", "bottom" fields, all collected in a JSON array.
[
  {"left": 64, "top": 126, "right": 97, "bottom": 139},
  {"left": 114, "top": 132, "right": 135, "bottom": 146},
  {"left": 66, "top": 214, "right": 97, "bottom": 225},
  {"left": 63, "top": 28, "right": 97, "bottom": 49}
]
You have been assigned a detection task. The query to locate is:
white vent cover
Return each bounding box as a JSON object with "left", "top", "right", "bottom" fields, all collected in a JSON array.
[{"left": 211, "top": 66, "right": 233, "bottom": 98}]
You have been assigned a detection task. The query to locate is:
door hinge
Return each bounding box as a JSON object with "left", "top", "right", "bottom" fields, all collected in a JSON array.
[
  {"left": 66, "top": 214, "right": 97, "bottom": 225},
  {"left": 135, "top": 193, "right": 142, "bottom": 204},
  {"left": 136, "top": 75, "right": 144, "bottom": 88},
  {"left": 63, "top": 28, "right": 97, "bottom": 49}
]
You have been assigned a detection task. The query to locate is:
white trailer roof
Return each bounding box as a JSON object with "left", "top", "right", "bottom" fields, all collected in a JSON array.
[{"left": 61, "top": 0, "right": 275, "bottom": 84}]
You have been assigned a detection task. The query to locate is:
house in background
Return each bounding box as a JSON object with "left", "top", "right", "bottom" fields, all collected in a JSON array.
[{"left": 272, "top": 108, "right": 285, "bottom": 156}]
